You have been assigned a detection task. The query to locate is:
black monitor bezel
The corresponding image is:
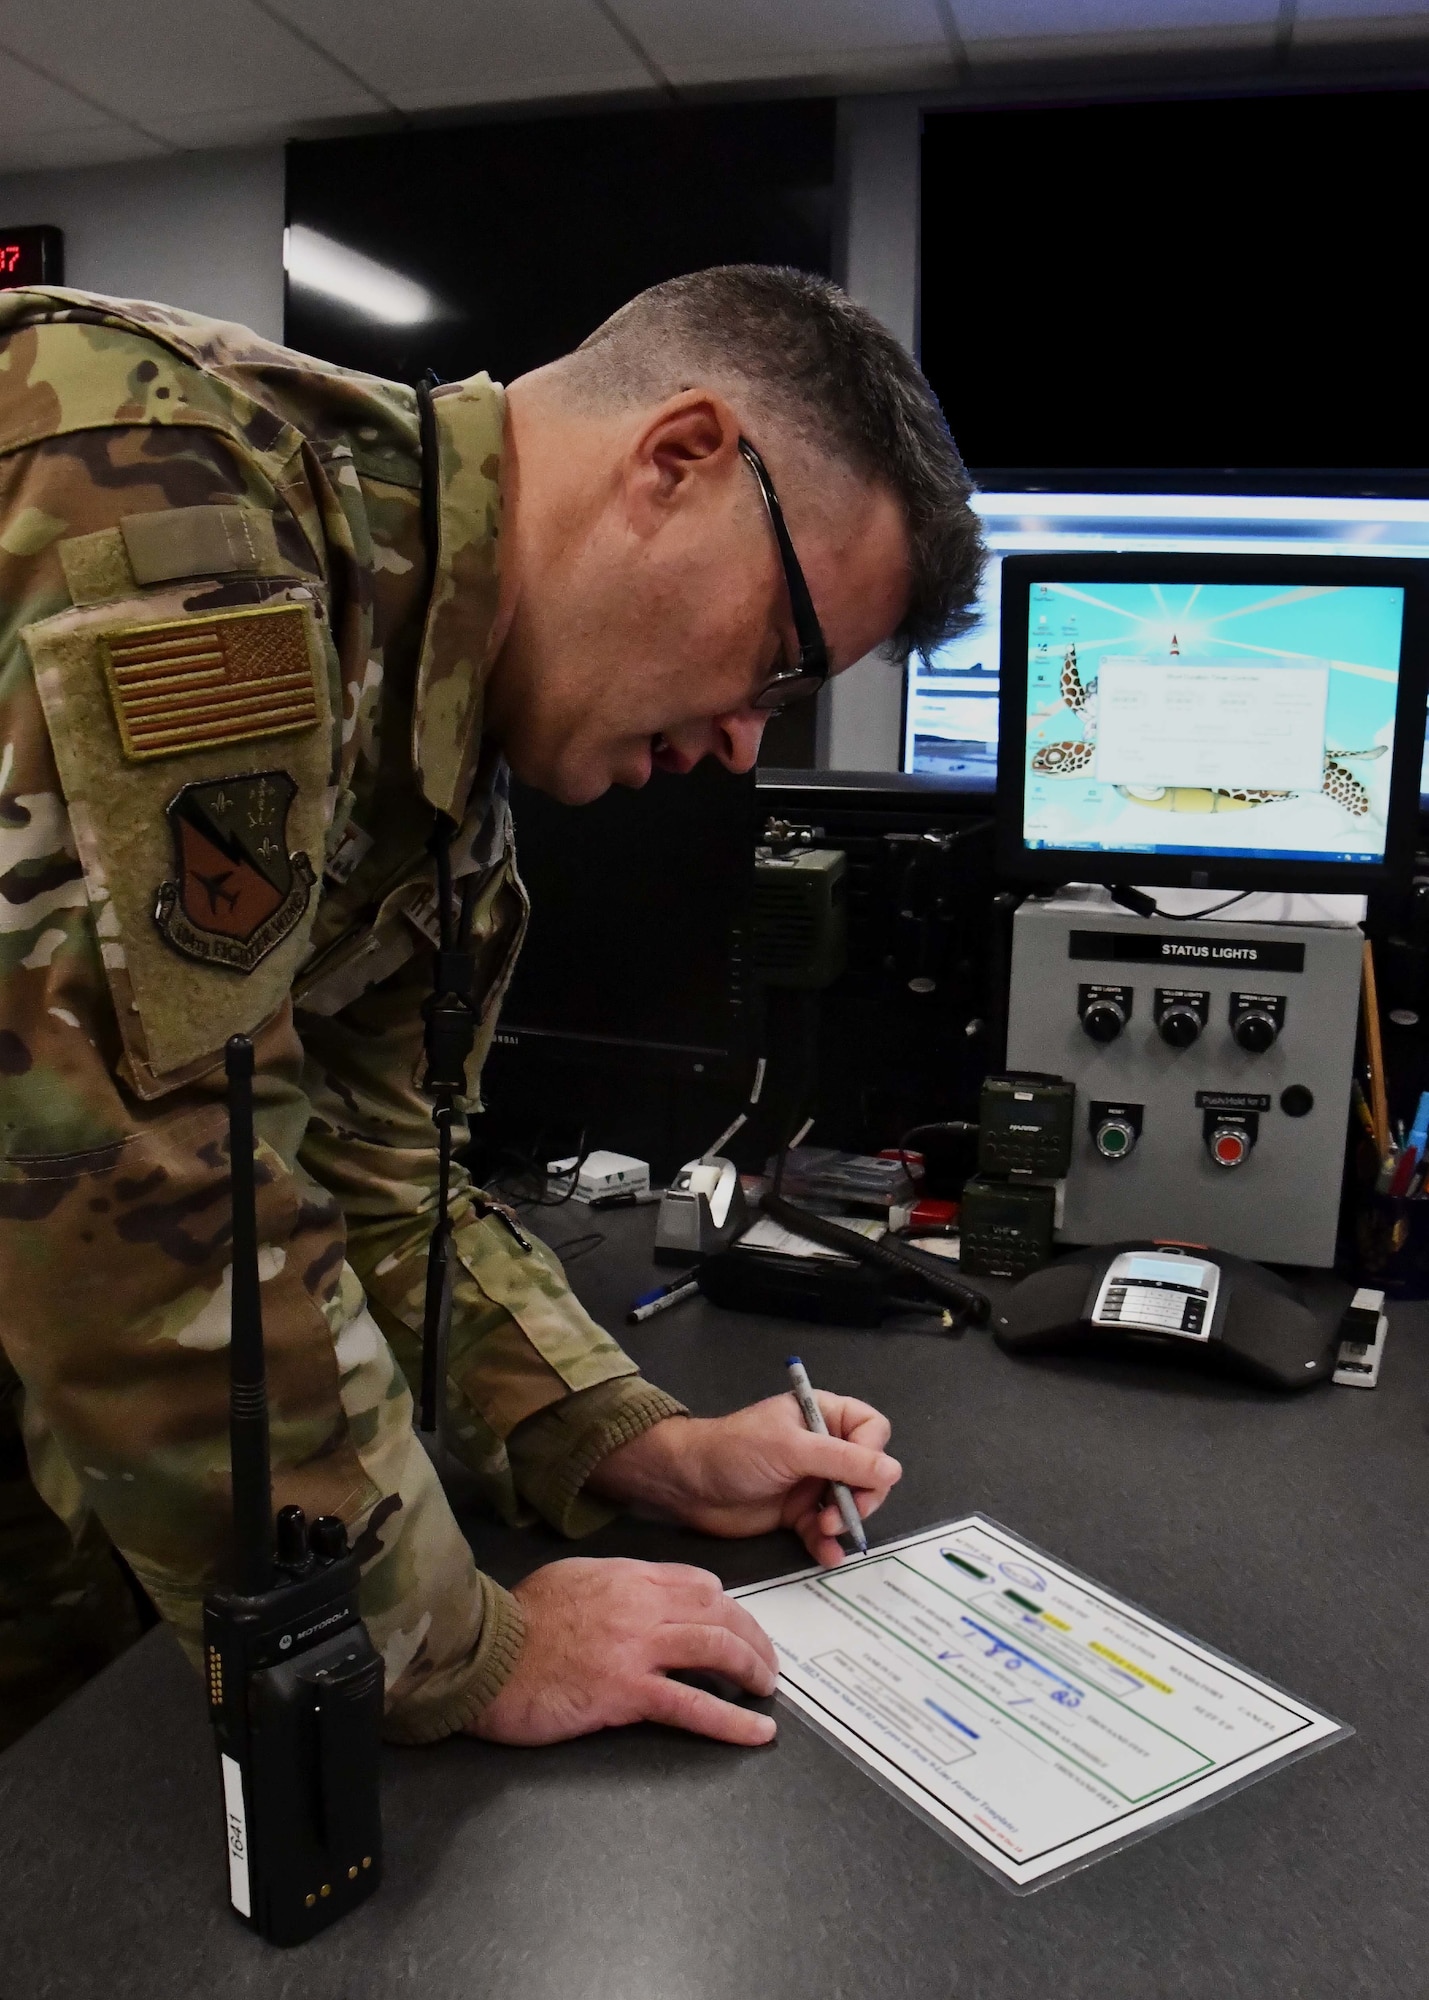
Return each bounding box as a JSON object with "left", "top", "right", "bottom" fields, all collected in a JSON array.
[{"left": 995, "top": 552, "right": 1429, "bottom": 893}]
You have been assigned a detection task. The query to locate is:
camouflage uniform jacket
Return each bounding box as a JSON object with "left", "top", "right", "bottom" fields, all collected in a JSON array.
[{"left": 0, "top": 289, "right": 684, "bottom": 1743}]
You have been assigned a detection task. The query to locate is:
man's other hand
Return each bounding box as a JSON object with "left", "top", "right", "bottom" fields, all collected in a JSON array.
[
  {"left": 588, "top": 1392, "right": 901, "bottom": 1568},
  {"left": 468, "top": 1558, "right": 779, "bottom": 1747}
]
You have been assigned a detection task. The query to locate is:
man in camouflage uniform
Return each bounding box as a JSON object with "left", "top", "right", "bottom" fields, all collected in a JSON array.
[{"left": 0, "top": 270, "right": 981, "bottom": 1751}]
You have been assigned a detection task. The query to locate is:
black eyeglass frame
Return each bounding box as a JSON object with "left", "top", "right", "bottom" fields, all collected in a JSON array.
[{"left": 738, "top": 437, "right": 831, "bottom": 712}]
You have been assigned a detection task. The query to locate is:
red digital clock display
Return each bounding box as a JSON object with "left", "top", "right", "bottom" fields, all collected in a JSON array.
[{"left": 0, "top": 225, "right": 64, "bottom": 289}]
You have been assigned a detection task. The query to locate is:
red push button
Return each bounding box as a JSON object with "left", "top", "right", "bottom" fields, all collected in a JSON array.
[{"left": 1211, "top": 1127, "right": 1248, "bottom": 1167}]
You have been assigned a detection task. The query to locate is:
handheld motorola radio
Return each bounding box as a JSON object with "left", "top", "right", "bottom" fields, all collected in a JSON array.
[{"left": 203, "top": 1034, "right": 384, "bottom": 1947}]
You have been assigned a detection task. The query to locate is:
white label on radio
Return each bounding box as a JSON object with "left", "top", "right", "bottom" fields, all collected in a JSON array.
[{"left": 221, "top": 1753, "right": 251, "bottom": 1917}]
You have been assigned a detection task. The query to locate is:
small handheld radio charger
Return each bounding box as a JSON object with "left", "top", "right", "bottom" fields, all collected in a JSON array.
[{"left": 203, "top": 1036, "right": 384, "bottom": 1946}]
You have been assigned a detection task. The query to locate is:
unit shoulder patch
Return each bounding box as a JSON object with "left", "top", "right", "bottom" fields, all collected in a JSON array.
[
  {"left": 21, "top": 584, "right": 334, "bottom": 1094},
  {"left": 101, "top": 603, "right": 319, "bottom": 761},
  {"left": 154, "top": 772, "right": 317, "bottom": 972}
]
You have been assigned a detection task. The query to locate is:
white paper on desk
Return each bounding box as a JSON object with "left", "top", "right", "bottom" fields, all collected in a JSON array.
[
  {"left": 735, "top": 1213, "right": 886, "bottom": 1260},
  {"left": 735, "top": 1517, "right": 1349, "bottom": 1892}
]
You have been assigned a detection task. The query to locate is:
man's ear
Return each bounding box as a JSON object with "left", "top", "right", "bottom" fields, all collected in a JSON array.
[{"left": 628, "top": 391, "right": 742, "bottom": 519}]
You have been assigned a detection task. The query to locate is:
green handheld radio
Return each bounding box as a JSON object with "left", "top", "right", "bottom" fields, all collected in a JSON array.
[{"left": 202, "top": 1034, "right": 384, "bottom": 1946}]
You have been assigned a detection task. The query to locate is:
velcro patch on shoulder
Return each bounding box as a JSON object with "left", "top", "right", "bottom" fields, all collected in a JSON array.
[
  {"left": 21, "top": 586, "right": 334, "bottom": 1095},
  {"left": 101, "top": 604, "right": 319, "bottom": 761},
  {"left": 58, "top": 528, "right": 137, "bottom": 606},
  {"left": 119, "top": 504, "right": 281, "bottom": 586}
]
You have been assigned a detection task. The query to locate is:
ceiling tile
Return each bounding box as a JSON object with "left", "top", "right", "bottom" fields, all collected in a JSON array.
[
  {"left": 657, "top": 48, "right": 959, "bottom": 88},
  {"left": 617, "top": 0, "right": 950, "bottom": 73},
  {"left": 0, "top": 128, "right": 167, "bottom": 174},
  {"left": 0, "top": 41, "right": 166, "bottom": 171},
  {"left": 0, "top": 0, "right": 382, "bottom": 138},
  {"left": 953, "top": 0, "right": 1277, "bottom": 35},
  {"left": 0, "top": 42, "right": 125, "bottom": 139},
  {"left": 270, "top": 0, "right": 652, "bottom": 112},
  {"left": 151, "top": 109, "right": 361, "bottom": 149}
]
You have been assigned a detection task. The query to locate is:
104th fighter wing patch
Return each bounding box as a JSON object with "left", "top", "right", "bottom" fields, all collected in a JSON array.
[{"left": 154, "top": 772, "right": 316, "bottom": 972}]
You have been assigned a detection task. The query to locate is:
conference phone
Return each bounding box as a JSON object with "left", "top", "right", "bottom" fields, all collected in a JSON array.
[{"left": 994, "top": 1240, "right": 1338, "bottom": 1389}]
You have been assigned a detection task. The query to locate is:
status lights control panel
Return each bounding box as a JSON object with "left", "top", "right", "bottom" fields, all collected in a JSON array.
[{"left": 1006, "top": 893, "right": 1363, "bottom": 1266}]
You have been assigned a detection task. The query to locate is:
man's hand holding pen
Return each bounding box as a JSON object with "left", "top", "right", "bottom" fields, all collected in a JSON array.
[{"left": 470, "top": 1393, "right": 900, "bottom": 1748}]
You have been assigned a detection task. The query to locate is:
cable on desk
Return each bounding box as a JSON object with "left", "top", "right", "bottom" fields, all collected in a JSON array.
[
  {"left": 897, "top": 1120, "right": 979, "bottom": 1186},
  {"left": 1109, "top": 886, "right": 1253, "bottom": 923},
  {"left": 486, "top": 1127, "right": 594, "bottom": 1208},
  {"left": 541, "top": 1229, "right": 604, "bottom": 1267}
]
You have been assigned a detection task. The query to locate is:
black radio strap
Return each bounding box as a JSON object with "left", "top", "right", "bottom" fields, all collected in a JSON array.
[
  {"left": 413, "top": 391, "right": 535, "bottom": 1434},
  {"left": 418, "top": 818, "right": 478, "bottom": 1435},
  {"left": 415, "top": 378, "right": 469, "bottom": 1437},
  {"left": 417, "top": 817, "right": 534, "bottom": 1434}
]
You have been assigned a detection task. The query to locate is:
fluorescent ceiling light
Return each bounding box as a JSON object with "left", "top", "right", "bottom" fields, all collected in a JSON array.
[{"left": 284, "top": 224, "right": 437, "bottom": 326}]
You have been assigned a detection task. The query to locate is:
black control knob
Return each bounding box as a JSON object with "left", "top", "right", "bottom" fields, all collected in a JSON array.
[
  {"left": 308, "top": 1514, "right": 350, "bottom": 1563},
  {"left": 275, "top": 1504, "right": 309, "bottom": 1569},
  {"left": 1093, "top": 1117, "right": 1137, "bottom": 1160},
  {"left": 1158, "top": 1003, "right": 1202, "bottom": 1049},
  {"left": 1232, "top": 1008, "right": 1279, "bottom": 1054},
  {"left": 1081, "top": 998, "right": 1126, "bottom": 1044}
]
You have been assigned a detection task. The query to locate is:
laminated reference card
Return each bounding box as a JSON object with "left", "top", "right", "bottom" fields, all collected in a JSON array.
[{"left": 736, "top": 1516, "right": 1347, "bottom": 1891}]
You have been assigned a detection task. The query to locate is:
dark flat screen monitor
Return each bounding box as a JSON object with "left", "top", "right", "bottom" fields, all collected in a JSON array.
[
  {"left": 920, "top": 89, "right": 1427, "bottom": 483},
  {"left": 492, "top": 760, "right": 755, "bottom": 1078},
  {"left": 995, "top": 554, "right": 1429, "bottom": 892}
]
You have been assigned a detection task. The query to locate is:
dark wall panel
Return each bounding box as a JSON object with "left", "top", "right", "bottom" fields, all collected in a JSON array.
[
  {"left": 921, "top": 88, "right": 1428, "bottom": 485},
  {"left": 286, "top": 101, "right": 835, "bottom": 387}
]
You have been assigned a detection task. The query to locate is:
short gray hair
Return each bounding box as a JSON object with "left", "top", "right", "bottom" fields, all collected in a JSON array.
[{"left": 570, "top": 264, "right": 986, "bottom": 664}]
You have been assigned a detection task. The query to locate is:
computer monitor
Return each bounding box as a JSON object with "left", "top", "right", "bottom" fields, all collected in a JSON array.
[
  {"left": 994, "top": 554, "right": 1429, "bottom": 892},
  {"left": 903, "top": 492, "right": 1429, "bottom": 800},
  {"left": 491, "top": 759, "right": 755, "bottom": 1076}
]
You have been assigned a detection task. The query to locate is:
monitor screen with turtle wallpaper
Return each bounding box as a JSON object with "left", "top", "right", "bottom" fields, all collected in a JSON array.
[
  {"left": 903, "top": 493, "right": 1429, "bottom": 811},
  {"left": 993, "top": 554, "right": 1429, "bottom": 892}
]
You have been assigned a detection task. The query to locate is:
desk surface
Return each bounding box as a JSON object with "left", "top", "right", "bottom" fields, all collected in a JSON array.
[{"left": 3, "top": 1213, "right": 1426, "bottom": 2000}]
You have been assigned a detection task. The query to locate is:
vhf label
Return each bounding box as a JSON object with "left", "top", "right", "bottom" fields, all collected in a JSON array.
[{"left": 1069, "top": 930, "right": 1305, "bottom": 972}]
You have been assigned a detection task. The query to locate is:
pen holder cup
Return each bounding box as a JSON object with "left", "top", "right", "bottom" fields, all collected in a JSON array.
[{"left": 1352, "top": 1191, "right": 1429, "bottom": 1300}]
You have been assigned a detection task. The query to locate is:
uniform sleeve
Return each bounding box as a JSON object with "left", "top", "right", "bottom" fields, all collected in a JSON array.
[
  {"left": 0, "top": 432, "right": 523, "bottom": 1743},
  {"left": 296, "top": 935, "right": 686, "bottom": 1537}
]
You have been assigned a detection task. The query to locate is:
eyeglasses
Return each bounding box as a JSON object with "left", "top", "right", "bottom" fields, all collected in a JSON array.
[{"left": 738, "top": 437, "right": 831, "bottom": 713}]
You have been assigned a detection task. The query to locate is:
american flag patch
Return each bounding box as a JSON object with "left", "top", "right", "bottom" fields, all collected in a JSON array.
[{"left": 100, "top": 604, "right": 320, "bottom": 762}]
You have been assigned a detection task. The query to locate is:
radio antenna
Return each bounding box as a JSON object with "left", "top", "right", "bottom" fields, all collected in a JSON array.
[{"left": 225, "top": 1035, "right": 273, "bottom": 1596}]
